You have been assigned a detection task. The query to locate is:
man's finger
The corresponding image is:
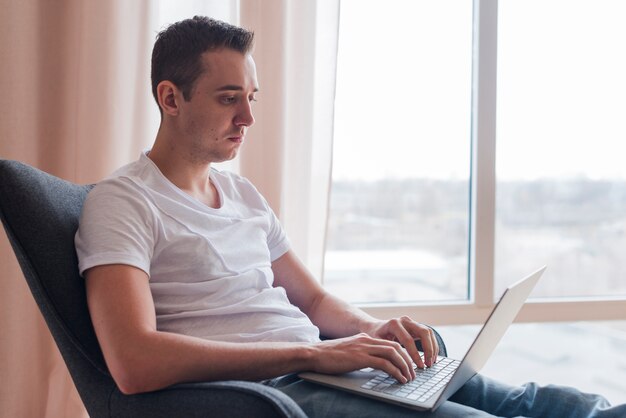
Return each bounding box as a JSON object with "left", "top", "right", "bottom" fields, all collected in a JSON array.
[
  {"left": 403, "top": 319, "right": 437, "bottom": 367},
  {"left": 428, "top": 328, "right": 439, "bottom": 365},
  {"left": 371, "top": 341, "right": 415, "bottom": 382},
  {"left": 388, "top": 321, "right": 424, "bottom": 372}
]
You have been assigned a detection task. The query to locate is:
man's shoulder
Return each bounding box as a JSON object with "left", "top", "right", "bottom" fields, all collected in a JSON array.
[
  {"left": 85, "top": 160, "right": 157, "bottom": 214},
  {"left": 89, "top": 174, "right": 147, "bottom": 201},
  {"left": 91, "top": 156, "right": 155, "bottom": 196}
]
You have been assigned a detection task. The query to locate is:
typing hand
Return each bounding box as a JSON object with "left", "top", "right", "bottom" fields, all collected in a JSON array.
[
  {"left": 310, "top": 333, "right": 416, "bottom": 383},
  {"left": 362, "top": 316, "right": 439, "bottom": 370}
]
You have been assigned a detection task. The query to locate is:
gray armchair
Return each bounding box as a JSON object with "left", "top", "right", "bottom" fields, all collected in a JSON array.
[{"left": 0, "top": 159, "right": 308, "bottom": 418}]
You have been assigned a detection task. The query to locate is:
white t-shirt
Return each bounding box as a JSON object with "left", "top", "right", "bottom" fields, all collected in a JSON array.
[{"left": 75, "top": 152, "right": 320, "bottom": 343}]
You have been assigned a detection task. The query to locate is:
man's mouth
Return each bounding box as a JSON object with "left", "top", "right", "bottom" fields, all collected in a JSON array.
[{"left": 227, "top": 135, "right": 244, "bottom": 144}]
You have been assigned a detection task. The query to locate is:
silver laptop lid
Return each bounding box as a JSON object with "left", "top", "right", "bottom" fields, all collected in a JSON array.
[{"left": 432, "top": 266, "right": 546, "bottom": 409}]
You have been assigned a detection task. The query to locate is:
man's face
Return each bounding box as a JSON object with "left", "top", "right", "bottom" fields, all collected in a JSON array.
[{"left": 176, "top": 49, "right": 258, "bottom": 164}]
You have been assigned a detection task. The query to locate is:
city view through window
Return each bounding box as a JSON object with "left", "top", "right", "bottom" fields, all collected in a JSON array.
[{"left": 324, "top": 0, "right": 626, "bottom": 303}]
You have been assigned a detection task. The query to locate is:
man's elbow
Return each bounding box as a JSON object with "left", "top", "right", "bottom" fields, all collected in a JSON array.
[
  {"left": 107, "top": 355, "right": 165, "bottom": 395},
  {"left": 113, "top": 373, "right": 152, "bottom": 396}
]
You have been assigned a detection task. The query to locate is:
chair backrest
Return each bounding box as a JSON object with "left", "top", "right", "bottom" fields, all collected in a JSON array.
[{"left": 0, "top": 159, "right": 115, "bottom": 413}]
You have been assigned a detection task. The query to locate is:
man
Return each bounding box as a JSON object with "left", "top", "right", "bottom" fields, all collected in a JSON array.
[{"left": 76, "top": 16, "right": 624, "bottom": 417}]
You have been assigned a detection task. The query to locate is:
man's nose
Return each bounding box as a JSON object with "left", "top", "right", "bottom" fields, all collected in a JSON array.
[{"left": 235, "top": 101, "right": 255, "bottom": 127}]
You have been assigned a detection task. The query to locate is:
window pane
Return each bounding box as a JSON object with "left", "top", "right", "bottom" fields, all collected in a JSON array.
[
  {"left": 495, "top": 0, "right": 626, "bottom": 297},
  {"left": 324, "top": 0, "right": 473, "bottom": 303}
]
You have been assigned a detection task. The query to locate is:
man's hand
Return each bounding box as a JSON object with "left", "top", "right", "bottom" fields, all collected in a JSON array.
[
  {"left": 271, "top": 251, "right": 439, "bottom": 380},
  {"left": 362, "top": 316, "right": 439, "bottom": 370},
  {"left": 309, "top": 333, "right": 416, "bottom": 383}
]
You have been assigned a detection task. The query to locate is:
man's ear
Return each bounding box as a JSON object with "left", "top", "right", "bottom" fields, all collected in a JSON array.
[{"left": 157, "top": 81, "right": 182, "bottom": 116}]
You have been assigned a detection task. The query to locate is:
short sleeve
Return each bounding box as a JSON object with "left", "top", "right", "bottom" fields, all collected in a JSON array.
[
  {"left": 266, "top": 207, "right": 290, "bottom": 261},
  {"left": 75, "top": 178, "right": 156, "bottom": 277}
]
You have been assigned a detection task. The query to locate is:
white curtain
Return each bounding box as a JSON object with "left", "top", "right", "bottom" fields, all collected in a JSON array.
[{"left": 0, "top": 0, "right": 338, "bottom": 416}]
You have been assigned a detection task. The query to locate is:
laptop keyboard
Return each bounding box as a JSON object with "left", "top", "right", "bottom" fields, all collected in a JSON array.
[{"left": 360, "top": 357, "right": 460, "bottom": 403}]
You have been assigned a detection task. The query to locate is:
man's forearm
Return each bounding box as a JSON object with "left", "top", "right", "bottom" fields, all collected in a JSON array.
[
  {"left": 305, "top": 291, "right": 381, "bottom": 339},
  {"left": 271, "top": 251, "right": 383, "bottom": 339},
  {"left": 110, "top": 329, "right": 315, "bottom": 394}
]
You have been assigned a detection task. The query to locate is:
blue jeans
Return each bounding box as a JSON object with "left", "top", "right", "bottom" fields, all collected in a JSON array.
[{"left": 263, "top": 373, "right": 625, "bottom": 417}]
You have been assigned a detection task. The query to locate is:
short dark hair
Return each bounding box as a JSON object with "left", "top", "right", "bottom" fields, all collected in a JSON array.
[{"left": 151, "top": 16, "right": 254, "bottom": 109}]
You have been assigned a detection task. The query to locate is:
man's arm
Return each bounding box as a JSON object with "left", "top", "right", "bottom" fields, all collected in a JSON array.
[
  {"left": 272, "top": 250, "right": 439, "bottom": 369},
  {"left": 86, "top": 263, "right": 417, "bottom": 394},
  {"left": 85, "top": 264, "right": 318, "bottom": 394}
]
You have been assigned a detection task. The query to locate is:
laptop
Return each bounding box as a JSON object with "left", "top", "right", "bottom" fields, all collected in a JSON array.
[{"left": 299, "top": 266, "right": 546, "bottom": 411}]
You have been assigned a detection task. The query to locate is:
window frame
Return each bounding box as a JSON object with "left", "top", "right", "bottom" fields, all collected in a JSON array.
[{"left": 333, "top": 0, "right": 626, "bottom": 325}]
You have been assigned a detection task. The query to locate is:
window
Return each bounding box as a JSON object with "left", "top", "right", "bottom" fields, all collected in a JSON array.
[
  {"left": 324, "top": 0, "right": 626, "bottom": 321},
  {"left": 325, "top": 0, "right": 474, "bottom": 304},
  {"left": 494, "top": 0, "right": 626, "bottom": 298}
]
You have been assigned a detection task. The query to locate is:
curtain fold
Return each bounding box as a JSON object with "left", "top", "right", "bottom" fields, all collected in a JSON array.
[
  {"left": 0, "top": 0, "right": 338, "bottom": 415},
  {"left": 0, "top": 0, "right": 156, "bottom": 416},
  {"left": 240, "top": 0, "right": 339, "bottom": 278}
]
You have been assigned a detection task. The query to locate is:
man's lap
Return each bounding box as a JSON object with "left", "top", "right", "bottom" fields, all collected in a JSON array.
[
  {"left": 264, "top": 373, "right": 623, "bottom": 418},
  {"left": 263, "top": 374, "right": 500, "bottom": 418}
]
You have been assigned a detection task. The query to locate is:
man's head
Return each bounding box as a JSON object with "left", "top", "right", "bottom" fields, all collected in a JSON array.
[
  {"left": 150, "top": 17, "right": 259, "bottom": 165},
  {"left": 151, "top": 16, "right": 255, "bottom": 111}
]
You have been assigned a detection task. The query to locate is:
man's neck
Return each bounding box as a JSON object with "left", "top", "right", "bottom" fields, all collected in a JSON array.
[{"left": 148, "top": 132, "right": 220, "bottom": 209}]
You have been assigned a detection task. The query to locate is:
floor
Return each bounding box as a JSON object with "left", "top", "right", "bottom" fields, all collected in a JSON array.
[{"left": 436, "top": 321, "right": 626, "bottom": 405}]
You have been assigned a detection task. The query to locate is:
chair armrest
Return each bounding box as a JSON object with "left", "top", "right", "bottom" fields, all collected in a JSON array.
[{"left": 109, "top": 381, "right": 308, "bottom": 418}]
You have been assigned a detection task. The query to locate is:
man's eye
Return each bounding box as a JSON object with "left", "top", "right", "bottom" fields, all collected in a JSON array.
[{"left": 221, "top": 96, "right": 236, "bottom": 104}]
